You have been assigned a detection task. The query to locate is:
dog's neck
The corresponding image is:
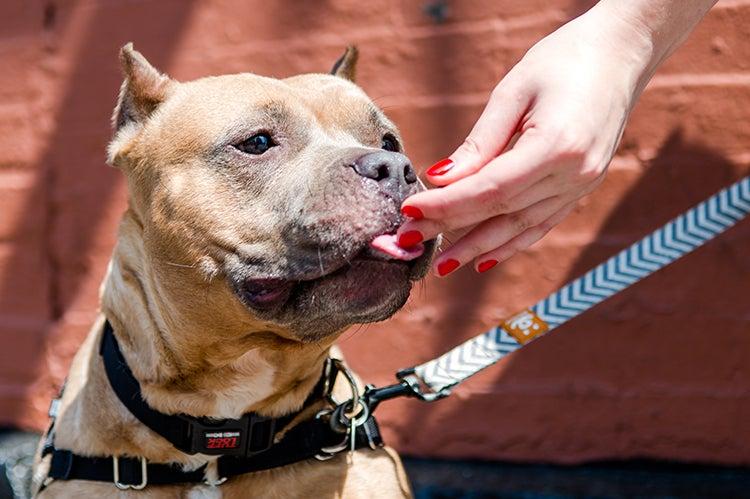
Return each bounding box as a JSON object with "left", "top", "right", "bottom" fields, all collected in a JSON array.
[{"left": 99, "top": 210, "right": 335, "bottom": 419}]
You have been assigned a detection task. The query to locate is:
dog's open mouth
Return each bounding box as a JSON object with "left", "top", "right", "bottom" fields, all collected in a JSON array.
[{"left": 236, "top": 231, "right": 428, "bottom": 314}]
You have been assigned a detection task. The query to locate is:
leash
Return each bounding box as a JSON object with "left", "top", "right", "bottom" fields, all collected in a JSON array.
[{"left": 362, "top": 176, "right": 750, "bottom": 405}]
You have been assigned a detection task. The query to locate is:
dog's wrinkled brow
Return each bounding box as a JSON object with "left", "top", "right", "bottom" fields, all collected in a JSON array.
[
  {"left": 219, "top": 101, "right": 295, "bottom": 144},
  {"left": 261, "top": 101, "right": 293, "bottom": 124}
]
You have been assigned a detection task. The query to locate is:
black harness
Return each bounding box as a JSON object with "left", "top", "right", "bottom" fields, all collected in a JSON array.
[{"left": 40, "top": 320, "right": 384, "bottom": 490}]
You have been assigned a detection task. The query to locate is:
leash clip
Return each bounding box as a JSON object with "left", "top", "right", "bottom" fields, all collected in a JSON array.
[
  {"left": 357, "top": 368, "right": 451, "bottom": 414},
  {"left": 396, "top": 367, "right": 452, "bottom": 402}
]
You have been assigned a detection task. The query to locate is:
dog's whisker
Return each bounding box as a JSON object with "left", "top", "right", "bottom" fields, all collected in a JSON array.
[
  {"left": 317, "top": 248, "right": 325, "bottom": 275},
  {"left": 164, "top": 261, "right": 196, "bottom": 269},
  {"left": 342, "top": 323, "right": 367, "bottom": 342},
  {"left": 419, "top": 279, "right": 429, "bottom": 300}
]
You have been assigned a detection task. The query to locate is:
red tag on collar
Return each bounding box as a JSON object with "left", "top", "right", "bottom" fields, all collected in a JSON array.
[{"left": 204, "top": 431, "right": 241, "bottom": 450}]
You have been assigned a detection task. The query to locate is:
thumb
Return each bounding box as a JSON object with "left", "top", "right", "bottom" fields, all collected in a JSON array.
[{"left": 426, "top": 80, "right": 530, "bottom": 187}]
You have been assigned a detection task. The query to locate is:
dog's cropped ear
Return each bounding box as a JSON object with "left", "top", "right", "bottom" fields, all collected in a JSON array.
[
  {"left": 112, "top": 43, "right": 175, "bottom": 132},
  {"left": 330, "top": 46, "right": 358, "bottom": 82}
]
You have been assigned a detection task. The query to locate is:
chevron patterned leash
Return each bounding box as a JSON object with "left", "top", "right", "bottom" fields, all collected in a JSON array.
[{"left": 401, "top": 176, "right": 750, "bottom": 398}]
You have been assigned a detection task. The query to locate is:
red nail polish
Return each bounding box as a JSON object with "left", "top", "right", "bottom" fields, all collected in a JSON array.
[
  {"left": 401, "top": 205, "right": 424, "bottom": 220},
  {"left": 437, "top": 258, "right": 460, "bottom": 276},
  {"left": 426, "top": 158, "right": 454, "bottom": 176},
  {"left": 477, "top": 260, "right": 498, "bottom": 273},
  {"left": 398, "top": 231, "right": 423, "bottom": 248}
]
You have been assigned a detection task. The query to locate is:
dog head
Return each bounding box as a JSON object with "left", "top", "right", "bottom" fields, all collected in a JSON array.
[{"left": 107, "top": 44, "right": 435, "bottom": 343}]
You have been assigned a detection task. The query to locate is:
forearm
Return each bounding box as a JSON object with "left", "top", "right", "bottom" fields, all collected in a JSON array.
[{"left": 594, "top": 0, "right": 718, "bottom": 81}]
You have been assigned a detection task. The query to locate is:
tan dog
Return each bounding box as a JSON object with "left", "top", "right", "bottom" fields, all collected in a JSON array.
[{"left": 32, "top": 44, "right": 435, "bottom": 498}]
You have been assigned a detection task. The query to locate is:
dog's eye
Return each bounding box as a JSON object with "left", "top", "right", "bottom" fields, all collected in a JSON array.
[
  {"left": 381, "top": 134, "right": 400, "bottom": 152},
  {"left": 236, "top": 133, "right": 276, "bottom": 155}
]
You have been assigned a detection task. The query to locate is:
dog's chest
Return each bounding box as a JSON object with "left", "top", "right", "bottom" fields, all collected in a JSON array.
[
  {"left": 187, "top": 485, "right": 223, "bottom": 499},
  {"left": 213, "top": 349, "right": 276, "bottom": 417}
]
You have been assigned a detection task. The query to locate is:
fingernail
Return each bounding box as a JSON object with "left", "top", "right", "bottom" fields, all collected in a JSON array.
[
  {"left": 398, "top": 230, "right": 423, "bottom": 248},
  {"left": 401, "top": 205, "right": 424, "bottom": 220},
  {"left": 426, "top": 158, "right": 454, "bottom": 176},
  {"left": 437, "top": 258, "right": 460, "bottom": 276},
  {"left": 477, "top": 260, "right": 498, "bottom": 273}
]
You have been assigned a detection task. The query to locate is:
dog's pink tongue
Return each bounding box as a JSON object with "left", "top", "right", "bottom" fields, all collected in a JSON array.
[{"left": 370, "top": 234, "right": 424, "bottom": 261}]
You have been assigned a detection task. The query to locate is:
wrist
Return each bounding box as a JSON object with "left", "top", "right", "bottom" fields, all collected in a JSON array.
[{"left": 576, "top": 3, "right": 657, "bottom": 97}]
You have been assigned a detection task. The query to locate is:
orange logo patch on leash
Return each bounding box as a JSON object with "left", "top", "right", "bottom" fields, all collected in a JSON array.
[{"left": 501, "top": 309, "right": 549, "bottom": 344}]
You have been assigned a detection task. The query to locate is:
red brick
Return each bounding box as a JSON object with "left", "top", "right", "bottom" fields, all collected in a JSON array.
[
  {"left": 398, "top": 0, "right": 569, "bottom": 28},
  {"left": 0, "top": 322, "right": 47, "bottom": 382},
  {"left": 0, "top": 171, "right": 47, "bottom": 241},
  {"left": 177, "top": 0, "right": 402, "bottom": 52},
  {"left": 661, "top": 3, "right": 750, "bottom": 74},
  {"left": 624, "top": 81, "right": 750, "bottom": 156},
  {"left": 175, "top": 16, "right": 557, "bottom": 99},
  {"left": 0, "top": 242, "right": 51, "bottom": 317},
  {"left": 0, "top": 0, "right": 46, "bottom": 38}
]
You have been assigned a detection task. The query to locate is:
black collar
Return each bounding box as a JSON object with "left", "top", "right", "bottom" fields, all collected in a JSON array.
[
  {"left": 98, "top": 319, "right": 327, "bottom": 457},
  {"left": 40, "top": 319, "right": 383, "bottom": 490}
]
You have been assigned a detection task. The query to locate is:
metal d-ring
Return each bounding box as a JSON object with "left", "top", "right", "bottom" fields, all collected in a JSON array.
[
  {"left": 335, "top": 397, "right": 369, "bottom": 429},
  {"left": 113, "top": 456, "right": 147, "bottom": 490},
  {"left": 314, "top": 408, "right": 347, "bottom": 460},
  {"left": 314, "top": 359, "right": 373, "bottom": 459},
  {"left": 326, "top": 358, "right": 360, "bottom": 407},
  {"left": 314, "top": 434, "right": 350, "bottom": 461}
]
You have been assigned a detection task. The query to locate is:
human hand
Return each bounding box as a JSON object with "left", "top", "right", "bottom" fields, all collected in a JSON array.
[{"left": 398, "top": 4, "right": 656, "bottom": 276}]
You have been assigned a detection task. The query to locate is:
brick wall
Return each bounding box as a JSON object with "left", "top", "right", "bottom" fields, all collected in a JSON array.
[{"left": 1, "top": 0, "right": 749, "bottom": 464}]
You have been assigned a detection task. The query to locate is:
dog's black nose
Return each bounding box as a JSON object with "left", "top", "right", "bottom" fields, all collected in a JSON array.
[{"left": 352, "top": 151, "right": 417, "bottom": 201}]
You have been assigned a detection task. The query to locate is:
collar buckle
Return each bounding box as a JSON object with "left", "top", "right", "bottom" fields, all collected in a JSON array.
[{"left": 183, "top": 414, "right": 276, "bottom": 457}]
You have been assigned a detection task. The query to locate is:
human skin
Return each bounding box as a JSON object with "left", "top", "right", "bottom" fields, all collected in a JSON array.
[{"left": 397, "top": 0, "right": 719, "bottom": 277}]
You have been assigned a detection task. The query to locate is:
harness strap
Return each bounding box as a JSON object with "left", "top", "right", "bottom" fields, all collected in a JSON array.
[
  {"left": 42, "top": 417, "right": 382, "bottom": 488},
  {"left": 46, "top": 451, "right": 204, "bottom": 488}
]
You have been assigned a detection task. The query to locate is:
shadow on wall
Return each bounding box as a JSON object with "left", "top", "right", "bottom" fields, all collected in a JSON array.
[
  {"left": 414, "top": 129, "right": 750, "bottom": 462},
  {"left": 566, "top": 130, "right": 747, "bottom": 280},
  {"left": 0, "top": 0, "right": 197, "bottom": 426}
]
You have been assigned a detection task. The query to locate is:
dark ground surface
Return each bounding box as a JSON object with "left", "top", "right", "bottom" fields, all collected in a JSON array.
[
  {"left": 3, "top": 428, "right": 750, "bottom": 498},
  {"left": 0, "top": 429, "right": 36, "bottom": 499},
  {"left": 402, "top": 457, "right": 750, "bottom": 499}
]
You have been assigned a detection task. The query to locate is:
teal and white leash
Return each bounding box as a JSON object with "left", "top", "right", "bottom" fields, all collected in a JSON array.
[{"left": 403, "top": 176, "right": 750, "bottom": 398}]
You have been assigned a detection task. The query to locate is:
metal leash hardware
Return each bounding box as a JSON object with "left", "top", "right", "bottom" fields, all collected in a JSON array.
[
  {"left": 314, "top": 359, "right": 372, "bottom": 460},
  {"left": 358, "top": 367, "right": 452, "bottom": 413}
]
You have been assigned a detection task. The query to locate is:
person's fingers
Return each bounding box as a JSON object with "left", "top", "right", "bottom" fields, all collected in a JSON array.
[
  {"left": 474, "top": 201, "right": 577, "bottom": 272},
  {"left": 429, "top": 196, "right": 566, "bottom": 275},
  {"left": 490, "top": 173, "right": 566, "bottom": 214},
  {"left": 398, "top": 173, "right": 561, "bottom": 247},
  {"left": 425, "top": 79, "right": 531, "bottom": 187},
  {"left": 402, "top": 132, "right": 552, "bottom": 225},
  {"left": 396, "top": 218, "right": 443, "bottom": 249}
]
